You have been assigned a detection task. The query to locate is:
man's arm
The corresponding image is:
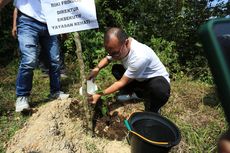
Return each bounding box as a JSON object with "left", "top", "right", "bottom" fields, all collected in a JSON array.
[
  {"left": 103, "top": 75, "right": 132, "bottom": 95},
  {"left": 88, "top": 56, "right": 111, "bottom": 80},
  {"left": 0, "top": 0, "right": 11, "bottom": 9},
  {"left": 12, "top": 8, "right": 17, "bottom": 38}
]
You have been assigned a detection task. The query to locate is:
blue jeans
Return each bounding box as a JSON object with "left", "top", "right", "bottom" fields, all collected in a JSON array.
[{"left": 16, "top": 12, "right": 61, "bottom": 96}]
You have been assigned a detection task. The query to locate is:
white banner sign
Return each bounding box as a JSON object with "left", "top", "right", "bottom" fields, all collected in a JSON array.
[{"left": 41, "top": 0, "right": 99, "bottom": 35}]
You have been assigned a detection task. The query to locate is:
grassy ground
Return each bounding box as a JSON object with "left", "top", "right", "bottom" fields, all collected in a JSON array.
[
  {"left": 0, "top": 58, "right": 227, "bottom": 153},
  {"left": 0, "top": 58, "right": 80, "bottom": 153},
  {"left": 165, "top": 79, "right": 227, "bottom": 152}
]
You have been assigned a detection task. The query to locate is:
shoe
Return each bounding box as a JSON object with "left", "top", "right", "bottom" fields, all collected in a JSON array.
[
  {"left": 60, "top": 69, "right": 68, "bottom": 78},
  {"left": 49, "top": 91, "right": 69, "bottom": 100},
  {"left": 15, "top": 96, "right": 30, "bottom": 112},
  {"left": 116, "top": 92, "right": 141, "bottom": 102},
  {"left": 60, "top": 73, "right": 68, "bottom": 78}
]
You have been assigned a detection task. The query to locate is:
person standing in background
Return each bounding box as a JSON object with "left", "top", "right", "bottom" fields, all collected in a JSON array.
[
  {"left": 14, "top": 0, "right": 69, "bottom": 112},
  {"left": 12, "top": 7, "right": 68, "bottom": 78}
]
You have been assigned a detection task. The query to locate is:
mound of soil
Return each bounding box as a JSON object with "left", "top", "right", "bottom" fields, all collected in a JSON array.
[{"left": 5, "top": 99, "right": 143, "bottom": 153}]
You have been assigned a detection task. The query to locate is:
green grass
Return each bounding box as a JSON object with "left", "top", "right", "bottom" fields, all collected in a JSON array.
[
  {"left": 0, "top": 60, "right": 29, "bottom": 153},
  {"left": 0, "top": 59, "right": 80, "bottom": 153},
  {"left": 0, "top": 113, "right": 28, "bottom": 153},
  {"left": 0, "top": 59, "right": 228, "bottom": 153},
  {"left": 165, "top": 79, "right": 227, "bottom": 152}
]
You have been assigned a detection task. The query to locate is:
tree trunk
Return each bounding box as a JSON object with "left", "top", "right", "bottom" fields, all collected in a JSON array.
[{"left": 73, "top": 32, "right": 94, "bottom": 135}]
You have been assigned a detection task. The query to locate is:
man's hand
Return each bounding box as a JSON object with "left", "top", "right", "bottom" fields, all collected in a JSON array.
[
  {"left": 87, "top": 67, "right": 100, "bottom": 80},
  {"left": 88, "top": 93, "right": 101, "bottom": 104}
]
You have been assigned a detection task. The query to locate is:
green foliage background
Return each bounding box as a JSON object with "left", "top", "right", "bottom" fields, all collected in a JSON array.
[
  {"left": 59, "top": 0, "right": 229, "bottom": 84},
  {"left": 0, "top": 0, "right": 229, "bottom": 82}
]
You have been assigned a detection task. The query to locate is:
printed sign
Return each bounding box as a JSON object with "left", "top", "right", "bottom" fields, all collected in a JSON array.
[{"left": 41, "top": 0, "right": 99, "bottom": 35}]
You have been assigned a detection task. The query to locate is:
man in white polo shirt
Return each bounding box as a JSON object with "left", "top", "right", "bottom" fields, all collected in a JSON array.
[
  {"left": 14, "top": 0, "right": 69, "bottom": 112},
  {"left": 88, "top": 27, "right": 170, "bottom": 113}
]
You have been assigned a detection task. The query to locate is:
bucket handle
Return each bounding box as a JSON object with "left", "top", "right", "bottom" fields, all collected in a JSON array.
[{"left": 124, "top": 120, "right": 169, "bottom": 145}]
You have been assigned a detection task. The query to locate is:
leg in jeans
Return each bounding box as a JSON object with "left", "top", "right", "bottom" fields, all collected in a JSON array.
[
  {"left": 142, "top": 76, "right": 170, "bottom": 113},
  {"left": 16, "top": 13, "right": 40, "bottom": 97},
  {"left": 39, "top": 33, "right": 61, "bottom": 95},
  {"left": 59, "top": 34, "right": 67, "bottom": 74},
  {"left": 59, "top": 44, "right": 66, "bottom": 74},
  {"left": 39, "top": 37, "right": 65, "bottom": 75},
  {"left": 16, "top": 12, "right": 66, "bottom": 107},
  {"left": 38, "top": 43, "right": 49, "bottom": 74}
]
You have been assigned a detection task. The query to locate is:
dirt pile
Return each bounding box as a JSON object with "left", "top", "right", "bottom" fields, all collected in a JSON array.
[{"left": 5, "top": 99, "right": 131, "bottom": 153}]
